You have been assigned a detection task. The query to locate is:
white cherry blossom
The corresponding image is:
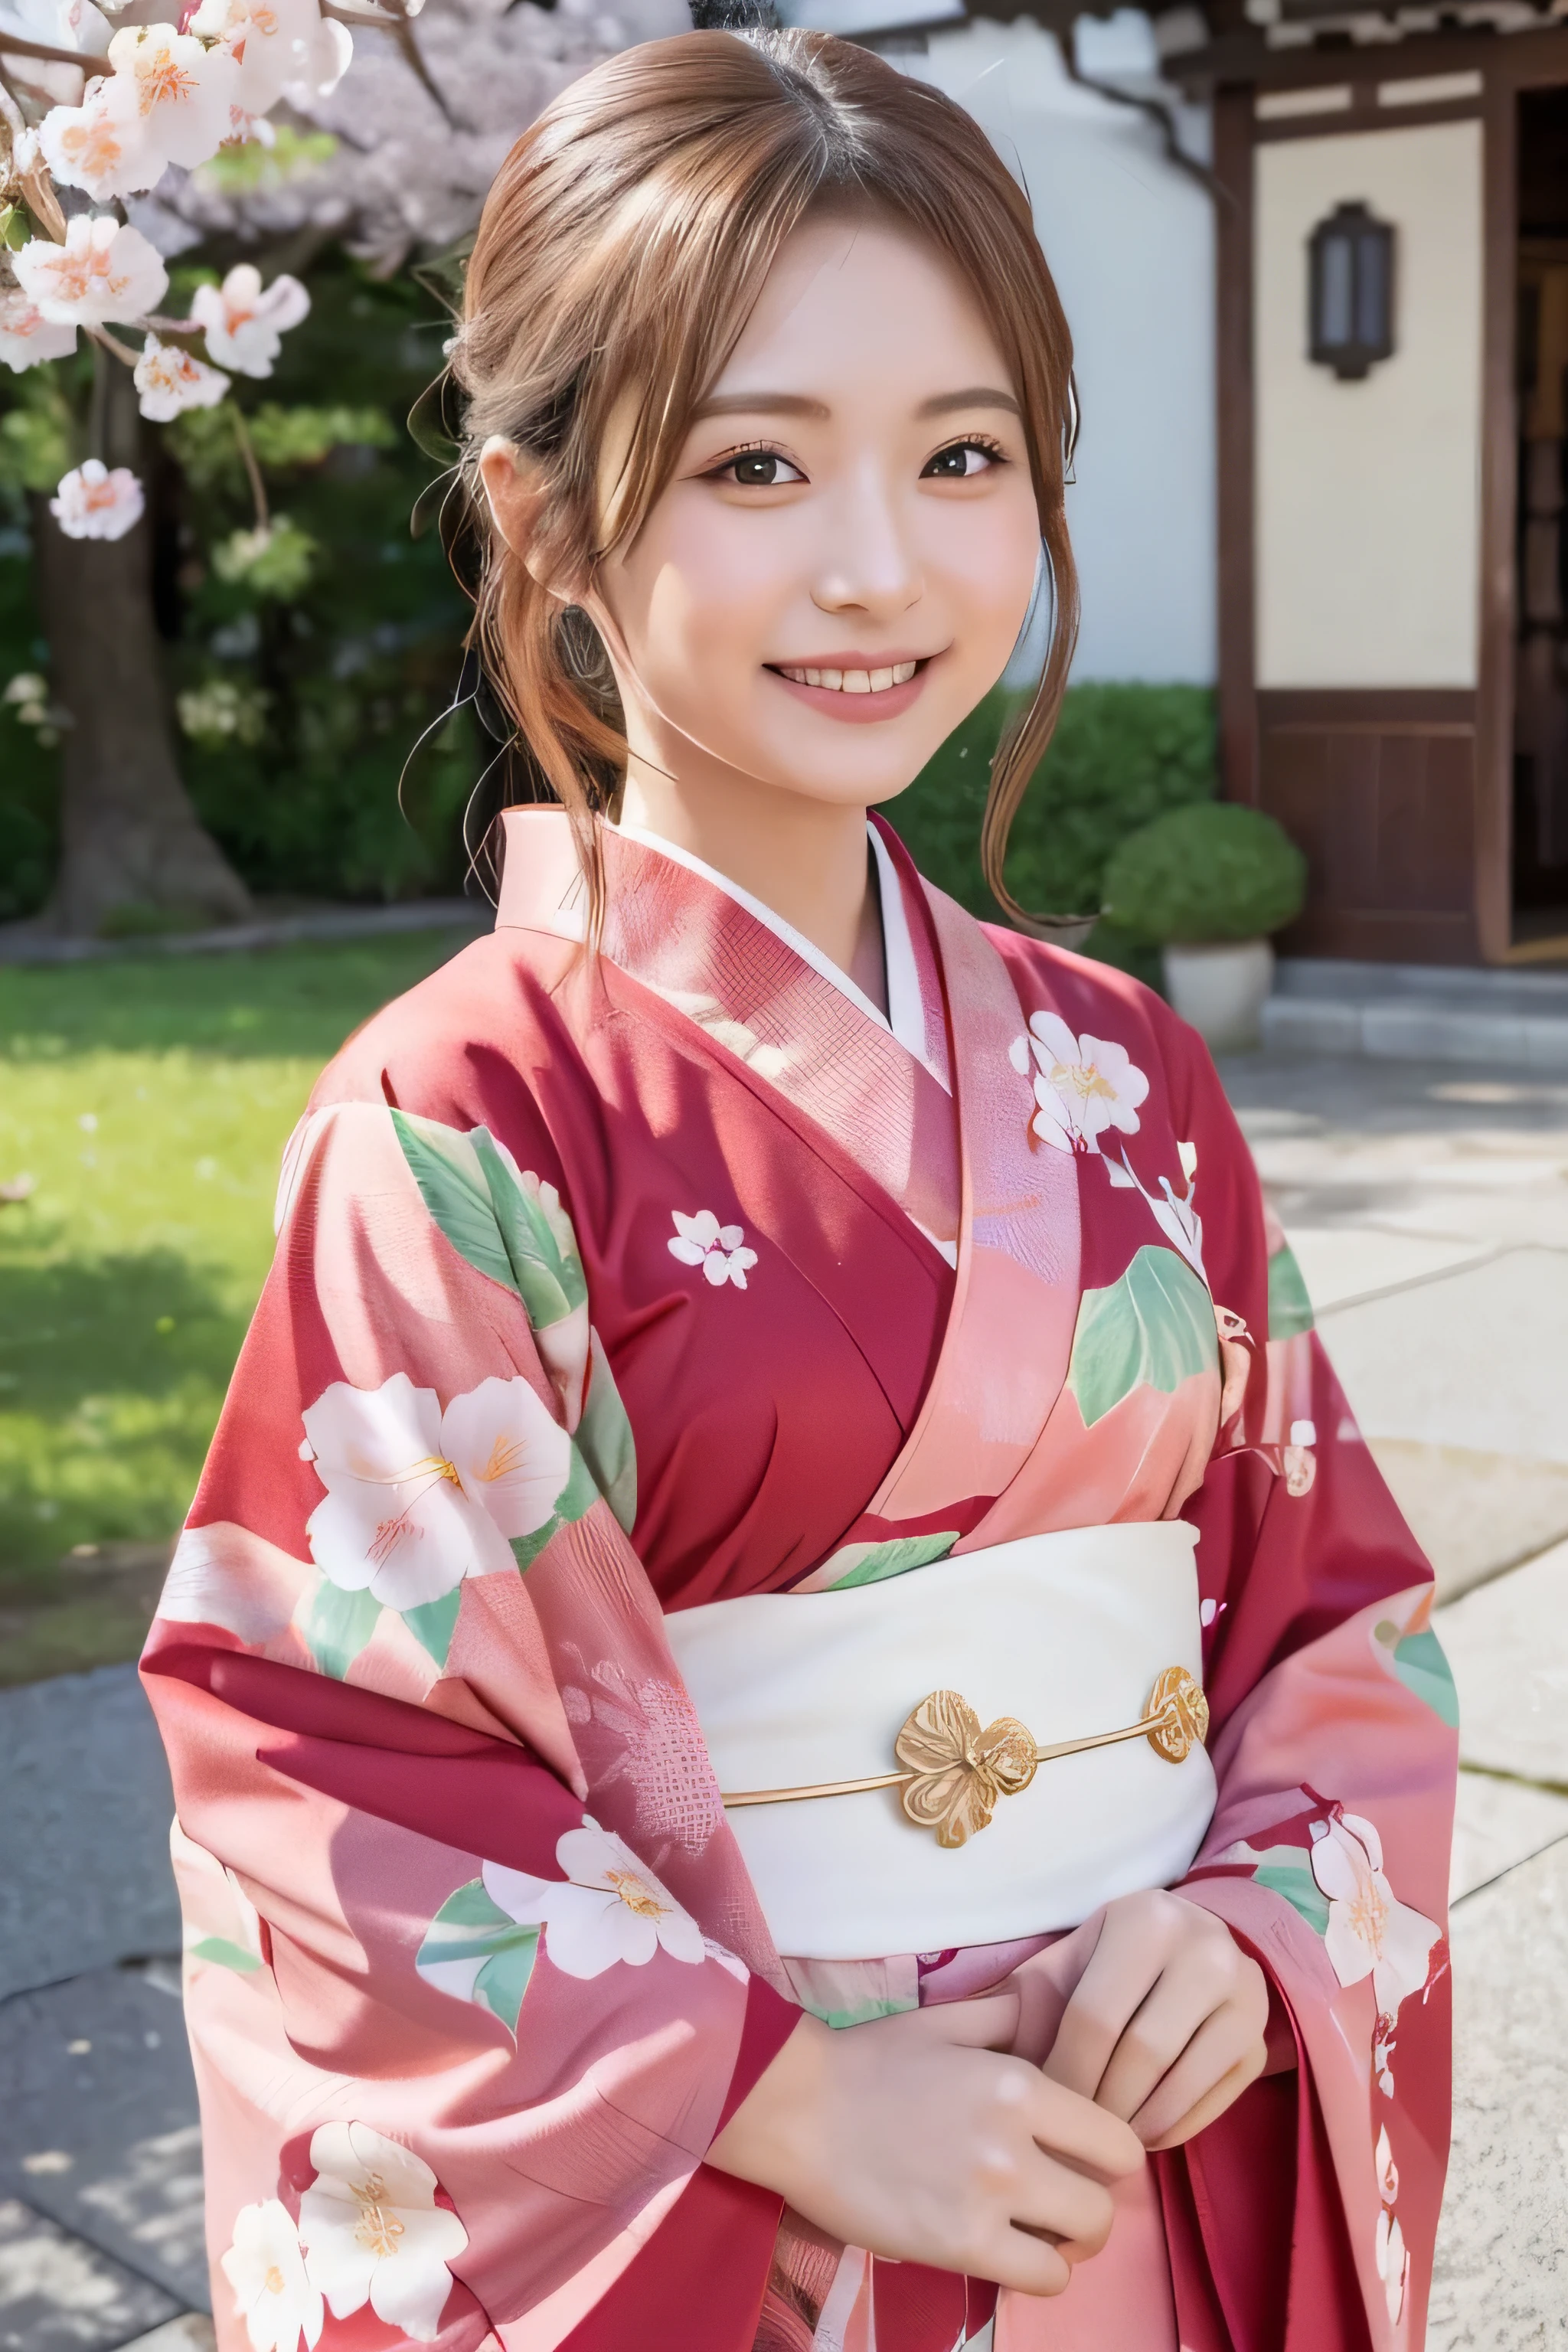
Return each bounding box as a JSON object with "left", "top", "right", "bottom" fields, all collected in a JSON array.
[
  {"left": 13, "top": 214, "right": 168, "bottom": 326},
  {"left": 0, "top": 290, "right": 77, "bottom": 372},
  {"left": 668, "top": 1207, "right": 758, "bottom": 1290},
  {"left": 135, "top": 335, "right": 230, "bottom": 420},
  {"left": 482, "top": 1817, "right": 707, "bottom": 1978},
  {"left": 100, "top": 23, "right": 242, "bottom": 175},
  {"left": 1021, "top": 1011, "right": 1149, "bottom": 1155},
  {"left": 49, "top": 459, "right": 145, "bottom": 541},
  {"left": 298, "top": 2122, "right": 467, "bottom": 2344},
  {"left": 1308, "top": 1811, "right": 1440, "bottom": 2020},
  {"left": 220, "top": 2199, "right": 323, "bottom": 2352},
  {"left": 39, "top": 83, "right": 146, "bottom": 204},
  {"left": 1374, "top": 2124, "right": 1399, "bottom": 2206},
  {"left": 191, "top": 262, "right": 309, "bottom": 377},
  {"left": 1374, "top": 2207, "right": 1409, "bottom": 2327},
  {"left": 301, "top": 1370, "right": 572, "bottom": 1612},
  {"left": 189, "top": 0, "right": 348, "bottom": 116}
]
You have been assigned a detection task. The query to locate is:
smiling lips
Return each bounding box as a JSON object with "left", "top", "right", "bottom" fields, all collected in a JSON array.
[{"left": 774, "top": 659, "right": 920, "bottom": 695}]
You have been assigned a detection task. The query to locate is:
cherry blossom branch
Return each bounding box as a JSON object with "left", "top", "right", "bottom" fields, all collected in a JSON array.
[
  {"left": 320, "top": 0, "right": 462, "bottom": 130},
  {"left": 230, "top": 402, "right": 270, "bottom": 532},
  {"left": 86, "top": 322, "right": 140, "bottom": 366},
  {"left": 0, "top": 31, "right": 97, "bottom": 68}
]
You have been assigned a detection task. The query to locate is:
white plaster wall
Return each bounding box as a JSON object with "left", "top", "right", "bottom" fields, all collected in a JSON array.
[
  {"left": 912, "top": 18, "right": 1217, "bottom": 684},
  {"left": 1254, "top": 119, "right": 1483, "bottom": 688}
]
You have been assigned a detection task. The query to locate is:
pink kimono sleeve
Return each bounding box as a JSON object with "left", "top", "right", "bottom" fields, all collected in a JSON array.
[
  {"left": 142, "top": 1098, "right": 797, "bottom": 2352},
  {"left": 1158, "top": 1027, "right": 1455, "bottom": 2352}
]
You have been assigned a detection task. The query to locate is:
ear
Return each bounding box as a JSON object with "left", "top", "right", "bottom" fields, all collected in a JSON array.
[{"left": 479, "top": 436, "right": 560, "bottom": 592}]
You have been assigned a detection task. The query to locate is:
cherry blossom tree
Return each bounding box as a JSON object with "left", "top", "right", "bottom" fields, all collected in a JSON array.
[{"left": 0, "top": 0, "right": 681, "bottom": 934}]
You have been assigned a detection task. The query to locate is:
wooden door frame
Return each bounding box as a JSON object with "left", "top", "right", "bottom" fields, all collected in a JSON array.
[{"left": 1212, "top": 31, "right": 1568, "bottom": 964}]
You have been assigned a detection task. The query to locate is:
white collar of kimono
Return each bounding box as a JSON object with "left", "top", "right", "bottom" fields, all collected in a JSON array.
[{"left": 612, "top": 820, "right": 945, "bottom": 1089}]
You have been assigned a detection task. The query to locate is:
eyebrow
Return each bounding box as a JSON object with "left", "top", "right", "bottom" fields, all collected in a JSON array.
[{"left": 690, "top": 385, "right": 1021, "bottom": 424}]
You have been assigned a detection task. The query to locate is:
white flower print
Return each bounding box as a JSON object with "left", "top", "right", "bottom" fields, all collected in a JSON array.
[
  {"left": 1308, "top": 1811, "right": 1440, "bottom": 2020},
  {"left": 301, "top": 1370, "right": 572, "bottom": 1612},
  {"left": 668, "top": 1207, "right": 758, "bottom": 1290},
  {"left": 1374, "top": 2206, "right": 1409, "bottom": 2328},
  {"left": 298, "top": 2122, "right": 467, "bottom": 2344},
  {"left": 220, "top": 2199, "right": 322, "bottom": 2352},
  {"left": 1105, "top": 1145, "right": 1207, "bottom": 1279},
  {"left": 1375, "top": 2124, "right": 1399, "bottom": 2207},
  {"left": 1021, "top": 1011, "right": 1149, "bottom": 1155},
  {"left": 482, "top": 1815, "right": 707, "bottom": 1978}
]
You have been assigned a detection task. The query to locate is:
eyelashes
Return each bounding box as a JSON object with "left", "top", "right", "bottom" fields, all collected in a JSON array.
[{"left": 699, "top": 430, "right": 1012, "bottom": 487}]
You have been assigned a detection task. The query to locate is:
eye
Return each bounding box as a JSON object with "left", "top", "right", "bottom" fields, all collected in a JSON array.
[
  {"left": 709, "top": 446, "right": 806, "bottom": 488},
  {"left": 922, "top": 438, "right": 1004, "bottom": 479}
]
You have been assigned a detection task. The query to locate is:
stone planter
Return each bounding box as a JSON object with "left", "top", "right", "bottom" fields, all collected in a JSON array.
[{"left": 1161, "top": 938, "right": 1275, "bottom": 1052}]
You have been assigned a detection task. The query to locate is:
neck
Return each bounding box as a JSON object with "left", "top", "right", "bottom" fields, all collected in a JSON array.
[{"left": 617, "top": 743, "right": 887, "bottom": 1013}]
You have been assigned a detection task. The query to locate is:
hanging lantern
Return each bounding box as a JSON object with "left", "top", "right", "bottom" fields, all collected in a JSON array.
[{"left": 1308, "top": 201, "right": 1396, "bottom": 381}]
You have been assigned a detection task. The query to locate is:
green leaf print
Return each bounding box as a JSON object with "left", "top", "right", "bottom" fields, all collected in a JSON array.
[
  {"left": 188, "top": 1936, "right": 263, "bottom": 1973},
  {"left": 1246, "top": 1846, "right": 1331, "bottom": 1936},
  {"left": 1376, "top": 1623, "right": 1459, "bottom": 1729},
  {"left": 508, "top": 1448, "right": 602, "bottom": 1575},
  {"left": 574, "top": 1341, "right": 638, "bottom": 1534},
  {"left": 390, "top": 1110, "right": 520, "bottom": 1296},
  {"left": 416, "top": 1878, "right": 539, "bottom": 2036},
  {"left": 304, "top": 1580, "right": 383, "bottom": 1679},
  {"left": 402, "top": 1586, "right": 463, "bottom": 1671},
  {"left": 1067, "top": 1245, "right": 1218, "bottom": 1429},
  {"left": 472, "top": 1128, "right": 589, "bottom": 1330},
  {"left": 1267, "top": 1243, "right": 1315, "bottom": 1340},
  {"left": 825, "top": 1532, "right": 960, "bottom": 1589}
]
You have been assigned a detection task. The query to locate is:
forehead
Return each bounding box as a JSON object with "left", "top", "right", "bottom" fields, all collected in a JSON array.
[{"left": 705, "top": 211, "right": 1013, "bottom": 408}]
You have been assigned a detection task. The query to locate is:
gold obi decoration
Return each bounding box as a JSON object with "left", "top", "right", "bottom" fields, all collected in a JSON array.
[{"left": 722, "top": 1665, "right": 1209, "bottom": 1849}]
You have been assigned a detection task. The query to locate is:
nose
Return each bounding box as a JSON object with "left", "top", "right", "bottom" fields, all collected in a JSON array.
[{"left": 810, "top": 462, "right": 923, "bottom": 622}]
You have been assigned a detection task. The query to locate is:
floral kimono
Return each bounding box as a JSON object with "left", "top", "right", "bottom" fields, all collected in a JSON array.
[{"left": 142, "top": 807, "right": 1454, "bottom": 2352}]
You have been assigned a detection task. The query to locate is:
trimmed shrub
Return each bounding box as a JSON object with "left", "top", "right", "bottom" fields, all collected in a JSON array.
[
  {"left": 1102, "top": 801, "right": 1307, "bottom": 945},
  {"left": 886, "top": 680, "right": 1217, "bottom": 985}
]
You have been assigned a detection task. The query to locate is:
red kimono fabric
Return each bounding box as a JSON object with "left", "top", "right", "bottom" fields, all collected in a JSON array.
[{"left": 142, "top": 809, "right": 1453, "bottom": 2352}]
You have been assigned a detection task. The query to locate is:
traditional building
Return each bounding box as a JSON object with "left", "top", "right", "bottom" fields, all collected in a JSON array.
[{"left": 795, "top": 0, "right": 1568, "bottom": 966}]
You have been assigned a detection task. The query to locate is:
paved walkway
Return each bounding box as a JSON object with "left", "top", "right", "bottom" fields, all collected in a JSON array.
[{"left": 2, "top": 1047, "right": 1565, "bottom": 2349}]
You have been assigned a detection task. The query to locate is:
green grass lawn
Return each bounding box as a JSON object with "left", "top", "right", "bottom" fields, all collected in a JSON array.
[{"left": 0, "top": 928, "right": 477, "bottom": 1678}]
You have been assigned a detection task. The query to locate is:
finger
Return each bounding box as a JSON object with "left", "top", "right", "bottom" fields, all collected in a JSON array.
[
  {"left": 1142, "top": 2043, "right": 1269, "bottom": 2152},
  {"left": 1093, "top": 1955, "right": 1231, "bottom": 2122},
  {"left": 1125, "top": 2003, "right": 1266, "bottom": 2145},
  {"left": 984, "top": 2229, "right": 1073, "bottom": 2298},
  {"left": 1007, "top": 2145, "right": 1119, "bottom": 2257},
  {"left": 1027, "top": 2071, "right": 1146, "bottom": 2184},
  {"left": 917, "top": 1991, "right": 1022, "bottom": 2053},
  {"left": 998, "top": 1918, "right": 1103, "bottom": 2066},
  {"left": 1042, "top": 1909, "right": 1167, "bottom": 2101}
]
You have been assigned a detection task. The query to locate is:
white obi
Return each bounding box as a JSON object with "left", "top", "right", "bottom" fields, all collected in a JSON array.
[{"left": 662, "top": 1523, "right": 1217, "bottom": 1961}]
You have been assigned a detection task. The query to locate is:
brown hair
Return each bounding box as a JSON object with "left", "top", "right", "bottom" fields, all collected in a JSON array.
[{"left": 452, "top": 26, "right": 1080, "bottom": 934}]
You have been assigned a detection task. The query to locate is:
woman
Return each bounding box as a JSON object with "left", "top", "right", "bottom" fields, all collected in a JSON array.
[{"left": 144, "top": 30, "right": 1455, "bottom": 2352}]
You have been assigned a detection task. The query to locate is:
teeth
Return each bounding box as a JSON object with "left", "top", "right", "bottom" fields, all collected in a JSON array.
[{"left": 777, "top": 661, "right": 921, "bottom": 692}]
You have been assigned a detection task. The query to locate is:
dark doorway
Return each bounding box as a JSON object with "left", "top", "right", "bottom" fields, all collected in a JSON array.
[{"left": 1513, "top": 83, "right": 1568, "bottom": 940}]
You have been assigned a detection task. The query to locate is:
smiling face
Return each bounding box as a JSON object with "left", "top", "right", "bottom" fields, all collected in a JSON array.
[{"left": 582, "top": 211, "right": 1044, "bottom": 818}]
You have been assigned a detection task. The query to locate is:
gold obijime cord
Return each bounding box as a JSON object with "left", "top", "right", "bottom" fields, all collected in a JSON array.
[{"left": 719, "top": 1666, "right": 1210, "bottom": 1850}]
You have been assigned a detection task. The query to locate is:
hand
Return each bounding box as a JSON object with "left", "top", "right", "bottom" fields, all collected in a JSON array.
[
  {"left": 707, "top": 1993, "right": 1145, "bottom": 2295},
  {"left": 1026, "top": 1891, "right": 1270, "bottom": 2151}
]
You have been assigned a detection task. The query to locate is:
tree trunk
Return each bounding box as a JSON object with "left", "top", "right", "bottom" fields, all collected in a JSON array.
[{"left": 33, "top": 353, "right": 252, "bottom": 937}]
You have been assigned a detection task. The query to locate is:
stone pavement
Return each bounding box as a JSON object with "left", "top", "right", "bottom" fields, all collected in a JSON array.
[
  {"left": 2, "top": 1046, "right": 1565, "bottom": 2349},
  {"left": 1222, "top": 1050, "right": 1568, "bottom": 2349}
]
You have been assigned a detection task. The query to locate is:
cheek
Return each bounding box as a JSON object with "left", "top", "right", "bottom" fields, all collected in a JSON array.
[
  {"left": 625, "top": 513, "right": 789, "bottom": 705},
  {"left": 936, "top": 496, "right": 1043, "bottom": 649}
]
